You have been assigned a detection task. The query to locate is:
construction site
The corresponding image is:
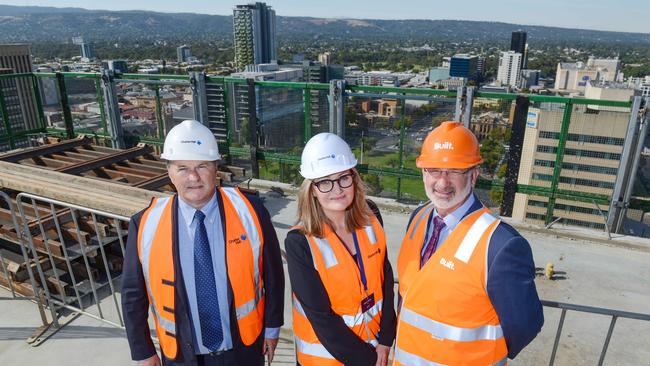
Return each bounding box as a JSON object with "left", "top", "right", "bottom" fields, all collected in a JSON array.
[{"left": 0, "top": 70, "right": 649, "bottom": 365}]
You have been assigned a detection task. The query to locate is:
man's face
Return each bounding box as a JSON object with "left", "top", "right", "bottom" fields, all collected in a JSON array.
[
  {"left": 422, "top": 167, "right": 479, "bottom": 216},
  {"left": 167, "top": 160, "right": 218, "bottom": 209}
]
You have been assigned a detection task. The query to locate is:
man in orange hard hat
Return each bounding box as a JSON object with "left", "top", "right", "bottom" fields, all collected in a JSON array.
[{"left": 394, "top": 121, "right": 543, "bottom": 365}]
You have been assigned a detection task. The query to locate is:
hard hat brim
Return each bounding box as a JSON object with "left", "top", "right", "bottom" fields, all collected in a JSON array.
[
  {"left": 160, "top": 152, "right": 222, "bottom": 161},
  {"left": 300, "top": 162, "right": 357, "bottom": 180}
]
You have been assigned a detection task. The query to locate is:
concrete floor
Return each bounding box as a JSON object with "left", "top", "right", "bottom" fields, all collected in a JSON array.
[{"left": 1, "top": 187, "right": 649, "bottom": 365}]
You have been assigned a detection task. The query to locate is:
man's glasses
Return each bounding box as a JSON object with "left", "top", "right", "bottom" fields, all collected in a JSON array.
[
  {"left": 313, "top": 173, "right": 354, "bottom": 193},
  {"left": 422, "top": 168, "right": 471, "bottom": 179}
]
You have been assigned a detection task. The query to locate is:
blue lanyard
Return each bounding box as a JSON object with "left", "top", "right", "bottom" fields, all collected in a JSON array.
[{"left": 352, "top": 232, "right": 368, "bottom": 291}]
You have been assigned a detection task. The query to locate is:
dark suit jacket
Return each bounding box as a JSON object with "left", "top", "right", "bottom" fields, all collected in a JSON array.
[{"left": 121, "top": 190, "right": 284, "bottom": 366}]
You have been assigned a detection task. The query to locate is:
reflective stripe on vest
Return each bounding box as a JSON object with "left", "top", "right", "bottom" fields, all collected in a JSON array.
[
  {"left": 311, "top": 237, "right": 338, "bottom": 268},
  {"left": 454, "top": 212, "right": 497, "bottom": 263},
  {"left": 394, "top": 346, "right": 507, "bottom": 366},
  {"left": 221, "top": 187, "right": 262, "bottom": 299},
  {"left": 400, "top": 307, "right": 503, "bottom": 342},
  {"left": 294, "top": 296, "right": 383, "bottom": 328},
  {"left": 139, "top": 197, "right": 176, "bottom": 335}
]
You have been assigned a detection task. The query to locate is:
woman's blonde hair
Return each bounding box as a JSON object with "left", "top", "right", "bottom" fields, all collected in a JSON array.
[{"left": 296, "top": 168, "right": 372, "bottom": 237}]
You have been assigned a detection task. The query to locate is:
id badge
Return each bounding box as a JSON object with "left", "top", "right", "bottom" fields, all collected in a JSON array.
[{"left": 361, "top": 293, "right": 375, "bottom": 313}]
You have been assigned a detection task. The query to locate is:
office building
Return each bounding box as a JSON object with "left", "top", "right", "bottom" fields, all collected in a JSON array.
[
  {"left": 318, "top": 52, "right": 331, "bottom": 66},
  {"left": 177, "top": 45, "right": 191, "bottom": 63},
  {"left": 510, "top": 30, "right": 527, "bottom": 69},
  {"left": 512, "top": 103, "right": 632, "bottom": 230},
  {"left": 519, "top": 69, "right": 541, "bottom": 89},
  {"left": 0, "top": 44, "right": 38, "bottom": 130},
  {"left": 233, "top": 2, "right": 277, "bottom": 71},
  {"left": 449, "top": 54, "right": 478, "bottom": 81},
  {"left": 81, "top": 43, "right": 94, "bottom": 61},
  {"left": 497, "top": 51, "right": 522, "bottom": 87},
  {"left": 102, "top": 60, "right": 129, "bottom": 74},
  {"left": 555, "top": 57, "right": 621, "bottom": 93}
]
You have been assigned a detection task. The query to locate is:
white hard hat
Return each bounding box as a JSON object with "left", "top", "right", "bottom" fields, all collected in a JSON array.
[
  {"left": 300, "top": 133, "right": 357, "bottom": 180},
  {"left": 160, "top": 120, "right": 221, "bottom": 161}
]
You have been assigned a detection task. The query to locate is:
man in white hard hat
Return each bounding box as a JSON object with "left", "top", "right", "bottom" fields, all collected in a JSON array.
[{"left": 122, "top": 120, "right": 284, "bottom": 366}]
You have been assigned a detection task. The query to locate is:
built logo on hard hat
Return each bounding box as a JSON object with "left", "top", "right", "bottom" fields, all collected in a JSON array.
[
  {"left": 180, "top": 140, "right": 202, "bottom": 145},
  {"left": 434, "top": 142, "right": 454, "bottom": 150}
]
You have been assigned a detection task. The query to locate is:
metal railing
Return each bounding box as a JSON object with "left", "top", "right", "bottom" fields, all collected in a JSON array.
[
  {"left": 542, "top": 299, "right": 650, "bottom": 366},
  {"left": 5, "top": 192, "right": 130, "bottom": 344},
  {"left": 0, "top": 71, "right": 646, "bottom": 231}
]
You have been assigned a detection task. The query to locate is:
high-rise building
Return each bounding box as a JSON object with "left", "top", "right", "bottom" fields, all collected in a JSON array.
[
  {"left": 0, "top": 44, "right": 38, "bottom": 130},
  {"left": 177, "top": 45, "right": 191, "bottom": 63},
  {"left": 519, "top": 69, "right": 541, "bottom": 89},
  {"left": 102, "top": 60, "right": 129, "bottom": 74},
  {"left": 81, "top": 42, "right": 94, "bottom": 60},
  {"left": 497, "top": 51, "right": 522, "bottom": 87},
  {"left": 510, "top": 30, "right": 527, "bottom": 69},
  {"left": 449, "top": 54, "right": 479, "bottom": 81},
  {"left": 233, "top": 2, "right": 277, "bottom": 71},
  {"left": 318, "top": 52, "right": 331, "bottom": 66},
  {"left": 512, "top": 102, "right": 633, "bottom": 230}
]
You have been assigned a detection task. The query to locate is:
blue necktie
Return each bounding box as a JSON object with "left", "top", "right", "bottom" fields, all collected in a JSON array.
[{"left": 193, "top": 210, "right": 223, "bottom": 351}]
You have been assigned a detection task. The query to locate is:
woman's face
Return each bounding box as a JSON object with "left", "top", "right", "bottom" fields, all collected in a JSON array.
[{"left": 312, "top": 170, "right": 355, "bottom": 215}]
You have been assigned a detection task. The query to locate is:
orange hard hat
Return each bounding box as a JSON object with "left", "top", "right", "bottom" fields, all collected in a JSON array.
[{"left": 416, "top": 121, "right": 483, "bottom": 169}]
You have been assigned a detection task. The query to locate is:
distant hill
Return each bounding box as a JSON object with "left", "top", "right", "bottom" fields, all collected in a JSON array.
[{"left": 0, "top": 4, "right": 648, "bottom": 45}]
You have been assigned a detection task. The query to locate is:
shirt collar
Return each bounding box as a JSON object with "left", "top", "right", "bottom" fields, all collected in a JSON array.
[
  {"left": 177, "top": 189, "right": 219, "bottom": 227},
  {"left": 432, "top": 193, "right": 476, "bottom": 231}
]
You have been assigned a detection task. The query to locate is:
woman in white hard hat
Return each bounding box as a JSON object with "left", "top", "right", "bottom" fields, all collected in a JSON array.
[{"left": 285, "top": 133, "right": 396, "bottom": 366}]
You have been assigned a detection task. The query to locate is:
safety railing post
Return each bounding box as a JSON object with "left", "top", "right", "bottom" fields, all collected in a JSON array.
[
  {"left": 501, "top": 95, "right": 529, "bottom": 216},
  {"left": 191, "top": 71, "right": 209, "bottom": 125},
  {"left": 93, "top": 78, "right": 108, "bottom": 138},
  {"left": 608, "top": 96, "right": 646, "bottom": 233},
  {"left": 329, "top": 79, "right": 345, "bottom": 137},
  {"left": 303, "top": 87, "right": 312, "bottom": 144},
  {"left": 247, "top": 78, "right": 259, "bottom": 178},
  {"left": 0, "top": 80, "right": 15, "bottom": 149},
  {"left": 462, "top": 86, "right": 475, "bottom": 128},
  {"left": 55, "top": 72, "right": 75, "bottom": 139},
  {"left": 100, "top": 69, "right": 125, "bottom": 149},
  {"left": 31, "top": 75, "right": 46, "bottom": 131},
  {"left": 154, "top": 86, "right": 165, "bottom": 140},
  {"left": 397, "top": 97, "right": 406, "bottom": 200}
]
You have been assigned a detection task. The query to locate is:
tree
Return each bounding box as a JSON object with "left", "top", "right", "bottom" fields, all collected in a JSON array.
[{"left": 362, "top": 173, "right": 382, "bottom": 196}]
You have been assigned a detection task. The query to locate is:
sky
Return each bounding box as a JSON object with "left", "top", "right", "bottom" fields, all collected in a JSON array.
[{"left": 1, "top": 0, "right": 649, "bottom": 34}]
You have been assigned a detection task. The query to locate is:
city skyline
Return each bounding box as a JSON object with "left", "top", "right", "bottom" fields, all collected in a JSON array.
[{"left": 0, "top": 0, "right": 649, "bottom": 34}]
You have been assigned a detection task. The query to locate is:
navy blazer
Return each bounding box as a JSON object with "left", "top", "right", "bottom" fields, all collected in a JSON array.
[
  {"left": 121, "top": 191, "right": 284, "bottom": 366},
  {"left": 407, "top": 194, "right": 544, "bottom": 359}
]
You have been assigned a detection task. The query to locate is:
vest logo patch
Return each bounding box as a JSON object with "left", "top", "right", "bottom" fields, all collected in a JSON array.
[
  {"left": 440, "top": 257, "right": 455, "bottom": 270},
  {"left": 367, "top": 248, "right": 381, "bottom": 259},
  {"left": 228, "top": 234, "right": 247, "bottom": 245}
]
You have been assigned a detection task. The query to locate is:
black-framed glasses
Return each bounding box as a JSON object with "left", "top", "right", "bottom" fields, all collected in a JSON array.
[
  {"left": 313, "top": 173, "right": 354, "bottom": 193},
  {"left": 422, "top": 168, "right": 471, "bottom": 179}
]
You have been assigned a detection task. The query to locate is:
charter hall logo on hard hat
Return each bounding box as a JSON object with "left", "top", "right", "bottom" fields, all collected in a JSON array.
[
  {"left": 180, "top": 140, "right": 202, "bottom": 145},
  {"left": 318, "top": 154, "right": 336, "bottom": 161},
  {"left": 433, "top": 142, "right": 454, "bottom": 150}
]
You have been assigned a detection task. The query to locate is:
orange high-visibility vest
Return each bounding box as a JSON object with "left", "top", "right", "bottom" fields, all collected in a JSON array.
[
  {"left": 395, "top": 204, "right": 508, "bottom": 366},
  {"left": 137, "top": 187, "right": 265, "bottom": 360},
  {"left": 292, "top": 216, "right": 386, "bottom": 366}
]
